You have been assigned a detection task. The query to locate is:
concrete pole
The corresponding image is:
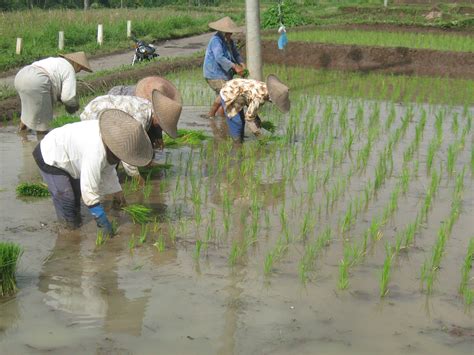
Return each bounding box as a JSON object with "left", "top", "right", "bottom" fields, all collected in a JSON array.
[
  {"left": 16, "top": 38, "right": 22, "bottom": 55},
  {"left": 245, "top": 0, "right": 263, "bottom": 81},
  {"left": 97, "top": 24, "right": 103, "bottom": 46},
  {"left": 127, "top": 20, "right": 132, "bottom": 38},
  {"left": 58, "top": 31, "right": 64, "bottom": 50},
  {"left": 384, "top": 0, "right": 388, "bottom": 7}
]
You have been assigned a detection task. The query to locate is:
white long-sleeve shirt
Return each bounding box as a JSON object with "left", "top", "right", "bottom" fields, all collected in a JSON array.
[
  {"left": 32, "top": 57, "right": 77, "bottom": 106},
  {"left": 40, "top": 120, "right": 121, "bottom": 206}
]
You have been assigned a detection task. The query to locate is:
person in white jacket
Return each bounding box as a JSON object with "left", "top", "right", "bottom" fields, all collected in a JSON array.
[
  {"left": 14, "top": 51, "right": 93, "bottom": 133},
  {"left": 32, "top": 109, "right": 153, "bottom": 235}
]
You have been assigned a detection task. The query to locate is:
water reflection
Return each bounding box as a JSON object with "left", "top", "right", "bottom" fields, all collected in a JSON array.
[{"left": 0, "top": 296, "right": 20, "bottom": 337}]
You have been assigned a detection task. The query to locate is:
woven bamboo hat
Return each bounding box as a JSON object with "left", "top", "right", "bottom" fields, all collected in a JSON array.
[
  {"left": 59, "top": 51, "right": 93, "bottom": 72},
  {"left": 99, "top": 109, "right": 153, "bottom": 167},
  {"left": 135, "top": 76, "right": 182, "bottom": 139},
  {"left": 266, "top": 74, "right": 290, "bottom": 113},
  {"left": 208, "top": 16, "right": 242, "bottom": 33}
]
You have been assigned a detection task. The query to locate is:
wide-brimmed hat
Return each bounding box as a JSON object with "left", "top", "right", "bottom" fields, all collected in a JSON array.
[
  {"left": 135, "top": 76, "right": 182, "bottom": 139},
  {"left": 266, "top": 74, "right": 290, "bottom": 113},
  {"left": 99, "top": 109, "right": 153, "bottom": 167},
  {"left": 59, "top": 51, "right": 93, "bottom": 72},
  {"left": 208, "top": 16, "right": 243, "bottom": 33}
]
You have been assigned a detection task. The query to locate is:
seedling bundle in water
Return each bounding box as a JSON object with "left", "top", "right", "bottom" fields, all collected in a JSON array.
[
  {"left": 164, "top": 129, "right": 207, "bottom": 147},
  {"left": 50, "top": 115, "right": 80, "bottom": 128},
  {"left": 122, "top": 204, "right": 153, "bottom": 224},
  {"left": 0, "top": 242, "right": 22, "bottom": 297},
  {"left": 16, "top": 182, "right": 49, "bottom": 197}
]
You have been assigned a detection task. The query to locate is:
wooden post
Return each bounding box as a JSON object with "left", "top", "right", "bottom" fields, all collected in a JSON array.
[
  {"left": 58, "top": 31, "right": 64, "bottom": 50},
  {"left": 16, "top": 38, "right": 22, "bottom": 55},
  {"left": 127, "top": 20, "right": 132, "bottom": 38},
  {"left": 97, "top": 24, "right": 103, "bottom": 46}
]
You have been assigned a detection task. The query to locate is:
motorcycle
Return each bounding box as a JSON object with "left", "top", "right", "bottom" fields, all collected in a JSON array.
[{"left": 131, "top": 36, "right": 159, "bottom": 65}]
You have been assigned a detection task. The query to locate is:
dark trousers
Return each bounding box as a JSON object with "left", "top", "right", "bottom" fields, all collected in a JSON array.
[{"left": 39, "top": 170, "right": 82, "bottom": 228}]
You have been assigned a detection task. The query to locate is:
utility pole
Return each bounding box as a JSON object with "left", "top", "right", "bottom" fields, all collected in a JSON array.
[
  {"left": 245, "top": 0, "right": 263, "bottom": 81},
  {"left": 84, "top": 0, "right": 90, "bottom": 10}
]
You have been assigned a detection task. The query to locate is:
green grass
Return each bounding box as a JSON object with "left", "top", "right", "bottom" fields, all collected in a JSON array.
[
  {"left": 270, "top": 29, "right": 474, "bottom": 52},
  {"left": 0, "top": 242, "right": 23, "bottom": 297},
  {"left": 50, "top": 115, "right": 81, "bottom": 128},
  {"left": 16, "top": 182, "right": 50, "bottom": 197},
  {"left": 0, "top": 7, "right": 237, "bottom": 71}
]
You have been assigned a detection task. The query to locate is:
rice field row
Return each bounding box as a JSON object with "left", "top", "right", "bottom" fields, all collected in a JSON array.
[
  {"left": 265, "top": 29, "right": 474, "bottom": 52},
  {"left": 115, "top": 66, "right": 473, "bottom": 307}
]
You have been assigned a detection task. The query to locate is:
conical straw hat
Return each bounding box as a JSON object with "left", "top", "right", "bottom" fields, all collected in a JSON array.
[
  {"left": 136, "top": 76, "right": 182, "bottom": 138},
  {"left": 151, "top": 90, "right": 182, "bottom": 139},
  {"left": 59, "top": 51, "right": 93, "bottom": 72},
  {"left": 99, "top": 109, "right": 153, "bottom": 167},
  {"left": 266, "top": 74, "right": 290, "bottom": 113},
  {"left": 208, "top": 16, "right": 242, "bottom": 33}
]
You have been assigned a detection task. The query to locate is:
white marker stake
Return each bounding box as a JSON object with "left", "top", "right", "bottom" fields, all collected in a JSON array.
[
  {"left": 127, "top": 20, "right": 132, "bottom": 38},
  {"left": 97, "top": 24, "right": 103, "bottom": 46},
  {"left": 16, "top": 38, "right": 22, "bottom": 55},
  {"left": 58, "top": 31, "right": 64, "bottom": 50}
]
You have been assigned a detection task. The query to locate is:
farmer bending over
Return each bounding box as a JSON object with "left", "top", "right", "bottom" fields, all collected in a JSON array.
[
  {"left": 203, "top": 16, "right": 246, "bottom": 119},
  {"left": 15, "top": 52, "right": 92, "bottom": 134},
  {"left": 220, "top": 75, "right": 290, "bottom": 143},
  {"left": 33, "top": 109, "right": 153, "bottom": 236},
  {"left": 81, "top": 77, "right": 182, "bottom": 182}
]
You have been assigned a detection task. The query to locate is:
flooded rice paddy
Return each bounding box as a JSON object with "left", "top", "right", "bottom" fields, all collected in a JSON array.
[{"left": 1, "top": 68, "right": 474, "bottom": 354}]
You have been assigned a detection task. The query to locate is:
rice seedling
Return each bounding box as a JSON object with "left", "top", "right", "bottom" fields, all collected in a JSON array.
[
  {"left": 458, "top": 238, "right": 473, "bottom": 303},
  {"left": 142, "top": 173, "right": 153, "bottom": 200},
  {"left": 338, "top": 259, "right": 349, "bottom": 290},
  {"left": 123, "top": 175, "right": 141, "bottom": 195},
  {"left": 164, "top": 129, "right": 208, "bottom": 147},
  {"left": 50, "top": 115, "right": 80, "bottom": 128},
  {"left": 139, "top": 225, "right": 149, "bottom": 244},
  {"left": 260, "top": 120, "right": 276, "bottom": 134},
  {"left": 139, "top": 163, "right": 172, "bottom": 177},
  {"left": 153, "top": 234, "right": 166, "bottom": 252},
  {"left": 380, "top": 243, "right": 393, "bottom": 298},
  {"left": 122, "top": 204, "right": 153, "bottom": 225},
  {"left": 194, "top": 240, "right": 203, "bottom": 260},
  {"left": 0, "top": 242, "right": 23, "bottom": 297},
  {"left": 16, "top": 182, "right": 50, "bottom": 197}
]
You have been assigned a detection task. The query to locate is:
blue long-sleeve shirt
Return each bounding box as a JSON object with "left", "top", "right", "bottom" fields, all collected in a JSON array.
[{"left": 203, "top": 33, "right": 243, "bottom": 80}]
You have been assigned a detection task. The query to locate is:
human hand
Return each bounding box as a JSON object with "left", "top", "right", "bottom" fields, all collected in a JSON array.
[
  {"left": 89, "top": 204, "right": 115, "bottom": 237},
  {"left": 154, "top": 138, "right": 164, "bottom": 150},
  {"left": 233, "top": 64, "right": 244, "bottom": 76},
  {"left": 112, "top": 191, "right": 127, "bottom": 209},
  {"left": 65, "top": 103, "right": 79, "bottom": 114}
]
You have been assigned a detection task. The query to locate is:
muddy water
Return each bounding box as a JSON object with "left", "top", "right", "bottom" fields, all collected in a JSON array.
[{"left": 1, "top": 100, "right": 473, "bottom": 355}]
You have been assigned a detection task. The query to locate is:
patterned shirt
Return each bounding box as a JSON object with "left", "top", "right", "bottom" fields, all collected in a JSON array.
[
  {"left": 80, "top": 95, "right": 152, "bottom": 131},
  {"left": 220, "top": 79, "right": 269, "bottom": 133}
]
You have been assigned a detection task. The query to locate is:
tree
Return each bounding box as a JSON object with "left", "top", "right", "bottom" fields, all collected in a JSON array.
[{"left": 84, "top": 0, "right": 89, "bottom": 9}]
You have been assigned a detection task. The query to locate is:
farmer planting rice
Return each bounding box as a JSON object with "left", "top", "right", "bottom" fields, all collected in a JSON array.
[
  {"left": 32, "top": 109, "right": 153, "bottom": 236},
  {"left": 80, "top": 76, "right": 182, "bottom": 182},
  {"left": 203, "top": 16, "right": 246, "bottom": 120},
  {"left": 14, "top": 51, "right": 92, "bottom": 134},
  {"left": 220, "top": 75, "right": 290, "bottom": 143}
]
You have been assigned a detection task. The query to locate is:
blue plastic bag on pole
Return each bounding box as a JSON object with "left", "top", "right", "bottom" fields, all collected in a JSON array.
[{"left": 278, "top": 25, "right": 288, "bottom": 50}]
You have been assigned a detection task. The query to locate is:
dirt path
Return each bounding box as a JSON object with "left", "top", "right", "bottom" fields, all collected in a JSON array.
[{"left": 0, "top": 32, "right": 214, "bottom": 89}]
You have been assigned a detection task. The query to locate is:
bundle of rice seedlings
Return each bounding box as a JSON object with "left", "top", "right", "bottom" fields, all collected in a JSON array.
[
  {"left": 122, "top": 204, "right": 153, "bottom": 224},
  {"left": 16, "top": 182, "right": 50, "bottom": 197},
  {"left": 164, "top": 129, "right": 208, "bottom": 147},
  {"left": 0, "top": 242, "right": 23, "bottom": 297},
  {"left": 50, "top": 115, "right": 80, "bottom": 128},
  {"left": 138, "top": 163, "right": 172, "bottom": 176},
  {"left": 260, "top": 120, "right": 276, "bottom": 133}
]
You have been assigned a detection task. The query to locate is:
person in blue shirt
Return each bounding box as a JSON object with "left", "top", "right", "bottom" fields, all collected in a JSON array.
[{"left": 203, "top": 16, "right": 246, "bottom": 119}]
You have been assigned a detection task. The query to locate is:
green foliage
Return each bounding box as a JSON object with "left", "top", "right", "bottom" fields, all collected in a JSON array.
[
  {"left": 50, "top": 115, "right": 81, "bottom": 128},
  {"left": 0, "top": 242, "right": 23, "bottom": 297},
  {"left": 262, "top": 0, "right": 307, "bottom": 29},
  {"left": 16, "top": 182, "right": 50, "bottom": 197}
]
